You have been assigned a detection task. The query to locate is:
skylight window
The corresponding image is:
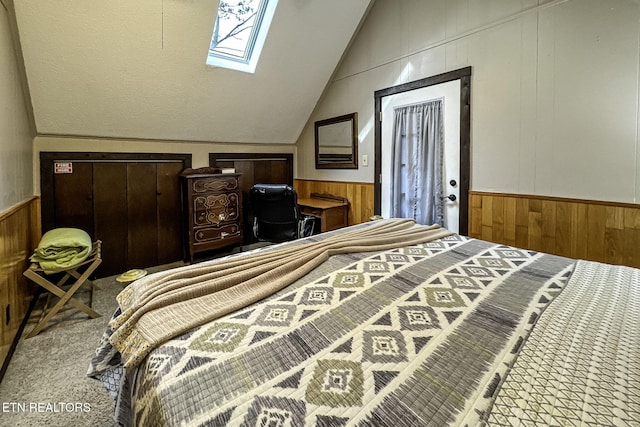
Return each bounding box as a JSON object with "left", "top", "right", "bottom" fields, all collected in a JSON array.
[{"left": 207, "top": 0, "right": 278, "bottom": 73}]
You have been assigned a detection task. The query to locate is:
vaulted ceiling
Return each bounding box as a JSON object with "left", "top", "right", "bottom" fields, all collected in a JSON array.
[{"left": 13, "top": 0, "right": 373, "bottom": 144}]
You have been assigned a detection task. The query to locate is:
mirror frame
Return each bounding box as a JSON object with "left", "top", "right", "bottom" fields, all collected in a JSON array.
[{"left": 314, "top": 112, "right": 358, "bottom": 169}]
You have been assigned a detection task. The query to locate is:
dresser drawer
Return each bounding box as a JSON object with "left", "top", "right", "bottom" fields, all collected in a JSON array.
[
  {"left": 193, "top": 192, "right": 240, "bottom": 226},
  {"left": 192, "top": 176, "right": 238, "bottom": 193},
  {"left": 193, "top": 223, "right": 241, "bottom": 244}
]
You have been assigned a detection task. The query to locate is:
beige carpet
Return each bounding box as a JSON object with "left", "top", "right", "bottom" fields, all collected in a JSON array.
[{"left": 0, "top": 262, "right": 182, "bottom": 427}]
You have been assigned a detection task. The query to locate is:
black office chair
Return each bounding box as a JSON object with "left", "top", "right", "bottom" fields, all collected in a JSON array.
[{"left": 249, "top": 184, "right": 316, "bottom": 242}]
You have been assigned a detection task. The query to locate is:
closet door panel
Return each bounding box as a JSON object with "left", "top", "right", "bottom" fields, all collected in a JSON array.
[
  {"left": 53, "top": 163, "right": 94, "bottom": 235},
  {"left": 244, "top": 159, "right": 291, "bottom": 243},
  {"left": 217, "top": 159, "right": 289, "bottom": 245},
  {"left": 267, "top": 160, "right": 290, "bottom": 185},
  {"left": 127, "top": 163, "right": 158, "bottom": 269},
  {"left": 233, "top": 161, "right": 255, "bottom": 190},
  {"left": 157, "top": 162, "right": 183, "bottom": 265},
  {"left": 253, "top": 160, "right": 285, "bottom": 184},
  {"left": 93, "top": 163, "right": 128, "bottom": 277},
  {"left": 41, "top": 153, "right": 191, "bottom": 278},
  {"left": 230, "top": 161, "right": 255, "bottom": 244}
]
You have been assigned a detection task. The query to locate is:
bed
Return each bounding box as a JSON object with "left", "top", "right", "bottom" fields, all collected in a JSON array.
[{"left": 88, "top": 219, "right": 639, "bottom": 426}]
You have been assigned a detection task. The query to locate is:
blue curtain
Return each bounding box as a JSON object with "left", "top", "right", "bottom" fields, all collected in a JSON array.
[{"left": 390, "top": 100, "right": 444, "bottom": 226}]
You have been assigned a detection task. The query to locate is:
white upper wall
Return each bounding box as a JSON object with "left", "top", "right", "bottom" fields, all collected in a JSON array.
[
  {"left": 1, "top": 4, "right": 33, "bottom": 211},
  {"left": 14, "top": 0, "right": 372, "bottom": 144},
  {"left": 297, "top": 0, "right": 640, "bottom": 204}
]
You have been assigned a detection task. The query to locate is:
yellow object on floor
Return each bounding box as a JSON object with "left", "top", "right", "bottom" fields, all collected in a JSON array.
[{"left": 116, "top": 269, "right": 148, "bottom": 283}]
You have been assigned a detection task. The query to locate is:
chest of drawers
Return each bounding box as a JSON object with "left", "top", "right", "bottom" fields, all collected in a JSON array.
[{"left": 180, "top": 172, "right": 243, "bottom": 261}]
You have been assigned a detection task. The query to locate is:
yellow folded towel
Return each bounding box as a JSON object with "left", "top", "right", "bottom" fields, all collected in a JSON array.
[{"left": 30, "top": 228, "right": 92, "bottom": 274}]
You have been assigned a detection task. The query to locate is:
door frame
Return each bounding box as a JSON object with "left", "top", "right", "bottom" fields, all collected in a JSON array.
[
  {"left": 39, "top": 152, "right": 192, "bottom": 233},
  {"left": 374, "top": 66, "right": 471, "bottom": 235}
]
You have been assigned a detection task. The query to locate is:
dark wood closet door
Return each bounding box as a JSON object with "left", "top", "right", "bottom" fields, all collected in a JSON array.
[
  {"left": 127, "top": 163, "right": 158, "bottom": 270},
  {"left": 229, "top": 159, "right": 291, "bottom": 190},
  {"left": 93, "top": 163, "right": 128, "bottom": 277},
  {"left": 253, "top": 159, "right": 290, "bottom": 185},
  {"left": 238, "top": 159, "right": 293, "bottom": 243},
  {"left": 41, "top": 153, "right": 191, "bottom": 278},
  {"left": 209, "top": 153, "right": 293, "bottom": 244},
  {"left": 53, "top": 163, "right": 94, "bottom": 234},
  {"left": 157, "top": 162, "right": 184, "bottom": 265}
]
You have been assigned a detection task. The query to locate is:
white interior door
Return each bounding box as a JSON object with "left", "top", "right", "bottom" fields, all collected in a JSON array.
[{"left": 380, "top": 80, "right": 461, "bottom": 233}]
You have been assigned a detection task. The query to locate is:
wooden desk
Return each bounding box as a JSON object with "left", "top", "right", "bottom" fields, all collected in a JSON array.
[{"left": 298, "top": 196, "right": 348, "bottom": 233}]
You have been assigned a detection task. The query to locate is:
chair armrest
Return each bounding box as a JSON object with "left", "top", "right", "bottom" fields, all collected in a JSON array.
[{"left": 299, "top": 215, "right": 316, "bottom": 238}]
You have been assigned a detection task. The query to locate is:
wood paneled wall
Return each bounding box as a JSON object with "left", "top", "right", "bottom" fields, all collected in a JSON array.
[
  {"left": 469, "top": 191, "right": 640, "bottom": 268},
  {"left": 0, "top": 197, "right": 40, "bottom": 369},
  {"left": 294, "top": 179, "right": 374, "bottom": 226}
]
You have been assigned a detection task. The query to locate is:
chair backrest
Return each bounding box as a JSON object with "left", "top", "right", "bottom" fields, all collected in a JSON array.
[{"left": 249, "top": 184, "right": 301, "bottom": 242}]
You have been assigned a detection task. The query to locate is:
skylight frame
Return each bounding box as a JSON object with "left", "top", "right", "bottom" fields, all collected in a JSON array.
[{"left": 206, "top": 0, "right": 278, "bottom": 74}]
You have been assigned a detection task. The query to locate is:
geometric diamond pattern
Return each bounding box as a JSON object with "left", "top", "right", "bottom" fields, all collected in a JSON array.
[
  {"left": 372, "top": 312, "right": 393, "bottom": 326},
  {"left": 305, "top": 359, "right": 365, "bottom": 408},
  {"left": 136, "top": 345, "right": 187, "bottom": 400},
  {"left": 102, "top": 232, "right": 479, "bottom": 426},
  {"left": 424, "top": 288, "right": 466, "bottom": 308},
  {"left": 373, "top": 370, "right": 399, "bottom": 394},
  {"left": 115, "top": 233, "right": 615, "bottom": 427},
  {"left": 444, "top": 275, "right": 481, "bottom": 290},
  {"left": 487, "top": 261, "right": 640, "bottom": 426},
  {"left": 476, "top": 257, "right": 511, "bottom": 269},
  {"left": 362, "top": 330, "right": 408, "bottom": 363},
  {"left": 397, "top": 305, "right": 441, "bottom": 330},
  {"left": 189, "top": 322, "right": 249, "bottom": 353},
  {"left": 364, "top": 262, "right": 390, "bottom": 273},
  {"left": 412, "top": 336, "right": 432, "bottom": 354},
  {"left": 316, "top": 415, "right": 350, "bottom": 427},
  {"left": 275, "top": 370, "right": 304, "bottom": 389},
  {"left": 255, "top": 304, "right": 297, "bottom": 327},
  {"left": 333, "top": 272, "right": 366, "bottom": 288},
  {"left": 301, "top": 287, "right": 334, "bottom": 305},
  {"left": 442, "top": 311, "right": 462, "bottom": 324},
  {"left": 241, "top": 396, "right": 306, "bottom": 427},
  {"left": 460, "top": 265, "right": 494, "bottom": 278}
]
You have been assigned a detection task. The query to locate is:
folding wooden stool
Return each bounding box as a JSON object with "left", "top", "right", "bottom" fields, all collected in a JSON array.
[{"left": 23, "top": 240, "right": 102, "bottom": 338}]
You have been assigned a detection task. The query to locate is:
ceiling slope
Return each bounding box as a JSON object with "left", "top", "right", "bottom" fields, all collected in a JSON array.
[{"left": 14, "top": 0, "right": 373, "bottom": 144}]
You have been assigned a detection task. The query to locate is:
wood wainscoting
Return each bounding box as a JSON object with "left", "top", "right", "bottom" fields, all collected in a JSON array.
[
  {"left": 294, "top": 179, "right": 374, "bottom": 226},
  {"left": 0, "top": 197, "right": 41, "bottom": 373},
  {"left": 469, "top": 191, "right": 640, "bottom": 268}
]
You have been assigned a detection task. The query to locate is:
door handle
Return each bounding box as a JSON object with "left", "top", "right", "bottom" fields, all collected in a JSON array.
[{"left": 441, "top": 194, "right": 456, "bottom": 202}]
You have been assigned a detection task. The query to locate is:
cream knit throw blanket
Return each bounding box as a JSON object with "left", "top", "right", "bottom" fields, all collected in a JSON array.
[{"left": 109, "top": 219, "right": 453, "bottom": 368}]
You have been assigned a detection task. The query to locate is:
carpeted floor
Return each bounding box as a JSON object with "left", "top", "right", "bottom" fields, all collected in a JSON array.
[{"left": 0, "top": 262, "right": 182, "bottom": 427}]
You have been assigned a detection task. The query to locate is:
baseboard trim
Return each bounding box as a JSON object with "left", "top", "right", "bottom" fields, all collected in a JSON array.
[{"left": 0, "top": 293, "right": 39, "bottom": 384}]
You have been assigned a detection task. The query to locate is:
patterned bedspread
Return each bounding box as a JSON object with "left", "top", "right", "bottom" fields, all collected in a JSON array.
[
  {"left": 88, "top": 223, "right": 638, "bottom": 426},
  {"left": 487, "top": 260, "right": 640, "bottom": 426}
]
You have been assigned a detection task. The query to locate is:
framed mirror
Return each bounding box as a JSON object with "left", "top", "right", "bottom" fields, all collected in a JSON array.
[{"left": 315, "top": 112, "right": 358, "bottom": 169}]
